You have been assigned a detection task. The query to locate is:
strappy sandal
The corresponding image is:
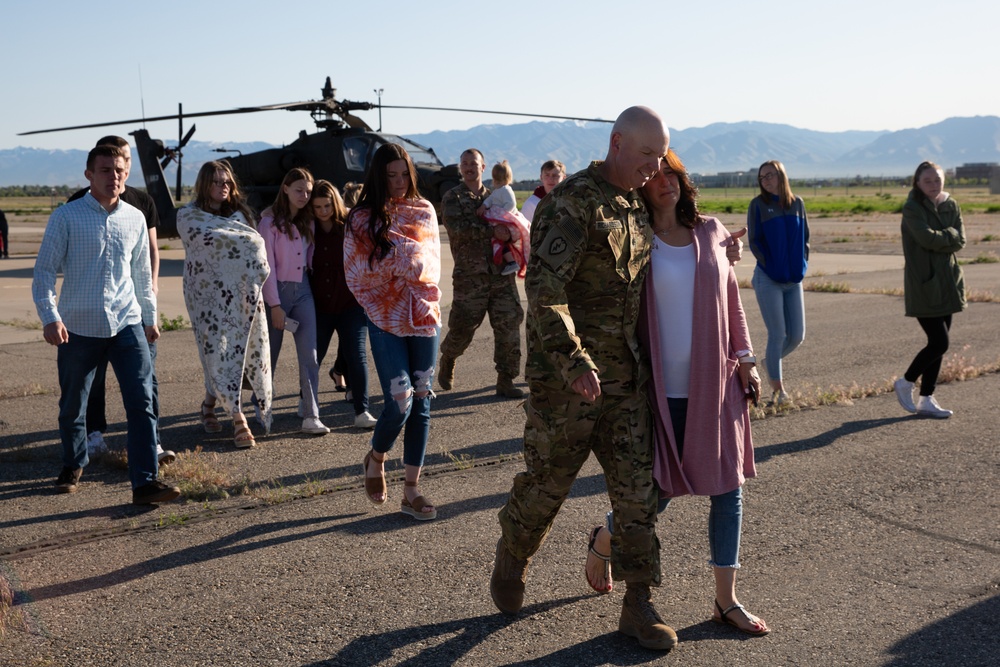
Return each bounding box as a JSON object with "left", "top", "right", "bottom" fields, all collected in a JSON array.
[
  {"left": 400, "top": 481, "right": 436, "bottom": 520},
  {"left": 362, "top": 450, "right": 387, "bottom": 505},
  {"left": 713, "top": 600, "right": 770, "bottom": 636},
  {"left": 585, "top": 526, "right": 613, "bottom": 593},
  {"left": 200, "top": 401, "right": 223, "bottom": 434},
  {"left": 232, "top": 414, "right": 256, "bottom": 449}
]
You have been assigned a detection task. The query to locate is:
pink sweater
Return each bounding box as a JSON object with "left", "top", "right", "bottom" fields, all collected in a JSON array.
[
  {"left": 641, "top": 217, "right": 757, "bottom": 497},
  {"left": 258, "top": 212, "right": 315, "bottom": 307}
]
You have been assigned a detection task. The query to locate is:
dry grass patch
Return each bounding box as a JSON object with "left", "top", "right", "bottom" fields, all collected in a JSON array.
[
  {"left": 0, "top": 572, "right": 29, "bottom": 639},
  {"left": 162, "top": 447, "right": 247, "bottom": 501},
  {"left": 0, "top": 384, "right": 51, "bottom": 400}
]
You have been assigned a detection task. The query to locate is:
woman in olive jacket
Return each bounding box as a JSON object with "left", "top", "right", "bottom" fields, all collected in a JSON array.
[{"left": 893, "top": 161, "right": 966, "bottom": 419}]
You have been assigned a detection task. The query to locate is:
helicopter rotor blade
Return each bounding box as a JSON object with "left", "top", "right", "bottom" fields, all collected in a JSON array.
[
  {"left": 379, "top": 105, "right": 614, "bottom": 124},
  {"left": 17, "top": 102, "right": 323, "bottom": 136},
  {"left": 179, "top": 124, "right": 197, "bottom": 148}
]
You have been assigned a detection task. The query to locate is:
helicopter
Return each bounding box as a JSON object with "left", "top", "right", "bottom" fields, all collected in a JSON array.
[{"left": 20, "top": 77, "right": 613, "bottom": 237}]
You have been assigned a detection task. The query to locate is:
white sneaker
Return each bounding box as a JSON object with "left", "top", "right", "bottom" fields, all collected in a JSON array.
[
  {"left": 86, "top": 431, "right": 108, "bottom": 457},
  {"left": 156, "top": 444, "right": 176, "bottom": 465},
  {"left": 354, "top": 411, "right": 377, "bottom": 429},
  {"left": 916, "top": 395, "right": 952, "bottom": 419},
  {"left": 893, "top": 378, "right": 917, "bottom": 413},
  {"left": 301, "top": 417, "right": 331, "bottom": 435},
  {"left": 769, "top": 390, "right": 790, "bottom": 407},
  {"left": 501, "top": 262, "right": 519, "bottom": 276}
]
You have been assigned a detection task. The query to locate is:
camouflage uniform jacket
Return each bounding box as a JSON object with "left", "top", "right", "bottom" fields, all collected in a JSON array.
[
  {"left": 526, "top": 161, "right": 651, "bottom": 395},
  {"left": 441, "top": 182, "right": 499, "bottom": 277}
]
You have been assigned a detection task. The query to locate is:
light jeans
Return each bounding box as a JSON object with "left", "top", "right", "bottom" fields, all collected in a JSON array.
[
  {"left": 367, "top": 323, "right": 439, "bottom": 468},
  {"left": 751, "top": 266, "right": 805, "bottom": 382},
  {"left": 267, "top": 280, "right": 321, "bottom": 419}
]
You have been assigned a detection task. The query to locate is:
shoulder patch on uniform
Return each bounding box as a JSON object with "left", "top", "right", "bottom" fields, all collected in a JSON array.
[{"left": 537, "top": 217, "right": 585, "bottom": 269}]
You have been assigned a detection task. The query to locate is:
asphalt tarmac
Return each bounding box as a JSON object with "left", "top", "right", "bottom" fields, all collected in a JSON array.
[{"left": 1, "top": 240, "right": 998, "bottom": 666}]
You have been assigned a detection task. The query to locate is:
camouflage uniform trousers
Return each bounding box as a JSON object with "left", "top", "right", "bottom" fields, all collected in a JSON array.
[
  {"left": 498, "top": 387, "right": 661, "bottom": 586},
  {"left": 439, "top": 273, "right": 524, "bottom": 378}
]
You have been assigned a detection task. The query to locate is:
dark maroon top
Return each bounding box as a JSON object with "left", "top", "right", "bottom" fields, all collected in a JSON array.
[{"left": 310, "top": 221, "right": 360, "bottom": 315}]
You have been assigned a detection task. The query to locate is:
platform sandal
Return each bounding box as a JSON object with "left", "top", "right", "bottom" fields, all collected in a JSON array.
[{"left": 400, "top": 481, "right": 436, "bottom": 521}]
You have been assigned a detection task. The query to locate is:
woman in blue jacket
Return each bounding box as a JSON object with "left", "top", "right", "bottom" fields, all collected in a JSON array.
[{"left": 747, "top": 161, "right": 809, "bottom": 406}]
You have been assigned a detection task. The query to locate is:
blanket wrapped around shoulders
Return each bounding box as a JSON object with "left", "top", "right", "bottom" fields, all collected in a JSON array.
[{"left": 176, "top": 204, "right": 273, "bottom": 432}]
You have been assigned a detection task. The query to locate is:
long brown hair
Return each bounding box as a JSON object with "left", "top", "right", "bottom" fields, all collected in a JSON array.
[
  {"left": 910, "top": 161, "right": 944, "bottom": 203},
  {"left": 192, "top": 161, "right": 256, "bottom": 226},
  {"left": 757, "top": 160, "right": 796, "bottom": 210},
  {"left": 310, "top": 180, "right": 348, "bottom": 226},
  {"left": 654, "top": 149, "right": 700, "bottom": 228},
  {"left": 266, "top": 167, "right": 315, "bottom": 243},
  {"left": 348, "top": 143, "right": 420, "bottom": 268}
]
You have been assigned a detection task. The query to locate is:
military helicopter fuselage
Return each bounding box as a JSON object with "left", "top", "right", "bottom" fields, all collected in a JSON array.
[{"left": 21, "top": 76, "right": 611, "bottom": 238}]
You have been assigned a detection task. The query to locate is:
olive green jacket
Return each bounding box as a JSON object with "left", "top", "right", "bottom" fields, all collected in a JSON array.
[{"left": 900, "top": 191, "right": 966, "bottom": 318}]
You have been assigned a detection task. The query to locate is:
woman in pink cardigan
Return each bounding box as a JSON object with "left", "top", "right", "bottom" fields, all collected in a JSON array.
[{"left": 584, "top": 150, "right": 769, "bottom": 636}]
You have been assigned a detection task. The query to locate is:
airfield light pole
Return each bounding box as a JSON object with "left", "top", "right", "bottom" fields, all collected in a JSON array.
[{"left": 375, "top": 88, "right": 383, "bottom": 131}]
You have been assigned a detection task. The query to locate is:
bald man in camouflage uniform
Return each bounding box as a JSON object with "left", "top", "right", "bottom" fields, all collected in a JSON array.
[
  {"left": 438, "top": 149, "right": 525, "bottom": 399},
  {"left": 490, "top": 107, "right": 677, "bottom": 652}
]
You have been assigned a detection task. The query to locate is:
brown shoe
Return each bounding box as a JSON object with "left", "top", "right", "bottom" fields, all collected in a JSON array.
[
  {"left": 55, "top": 466, "right": 83, "bottom": 494},
  {"left": 619, "top": 583, "right": 678, "bottom": 651},
  {"left": 496, "top": 373, "right": 525, "bottom": 399},
  {"left": 438, "top": 355, "right": 456, "bottom": 390},
  {"left": 490, "top": 538, "right": 530, "bottom": 615}
]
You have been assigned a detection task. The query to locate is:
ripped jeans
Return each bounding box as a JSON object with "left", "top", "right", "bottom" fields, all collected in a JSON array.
[{"left": 367, "top": 323, "right": 439, "bottom": 467}]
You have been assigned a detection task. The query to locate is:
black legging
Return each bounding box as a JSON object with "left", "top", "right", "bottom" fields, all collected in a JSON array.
[{"left": 904, "top": 315, "right": 951, "bottom": 396}]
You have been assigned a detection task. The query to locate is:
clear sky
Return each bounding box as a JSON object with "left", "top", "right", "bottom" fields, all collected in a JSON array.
[{"left": 3, "top": 0, "right": 995, "bottom": 151}]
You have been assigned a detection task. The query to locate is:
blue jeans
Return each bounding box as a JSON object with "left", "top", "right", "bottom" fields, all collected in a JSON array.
[
  {"left": 606, "top": 397, "right": 744, "bottom": 568},
  {"left": 267, "top": 280, "right": 321, "bottom": 420},
  {"left": 57, "top": 324, "right": 158, "bottom": 488},
  {"left": 752, "top": 266, "right": 805, "bottom": 381},
  {"left": 367, "top": 323, "right": 439, "bottom": 467},
  {"left": 86, "top": 342, "right": 159, "bottom": 445},
  {"left": 316, "top": 305, "right": 369, "bottom": 416}
]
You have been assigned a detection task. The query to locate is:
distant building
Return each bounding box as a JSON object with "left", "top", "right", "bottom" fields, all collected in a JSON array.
[
  {"left": 956, "top": 162, "right": 998, "bottom": 181},
  {"left": 692, "top": 171, "right": 756, "bottom": 188},
  {"left": 990, "top": 166, "right": 1000, "bottom": 195}
]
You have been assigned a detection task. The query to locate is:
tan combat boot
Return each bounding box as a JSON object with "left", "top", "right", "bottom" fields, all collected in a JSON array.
[
  {"left": 438, "top": 355, "right": 456, "bottom": 390},
  {"left": 619, "top": 582, "right": 678, "bottom": 651},
  {"left": 496, "top": 373, "right": 525, "bottom": 399},
  {"left": 490, "top": 538, "right": 530, "bottom": 615}
]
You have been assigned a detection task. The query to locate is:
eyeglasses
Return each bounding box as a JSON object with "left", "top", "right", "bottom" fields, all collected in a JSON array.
[
  {"left": 758, "top": 172, "right": 778, "bottom": 182},
  {"left": 212, "top": 179, "right": 233, "bottom": 188}
]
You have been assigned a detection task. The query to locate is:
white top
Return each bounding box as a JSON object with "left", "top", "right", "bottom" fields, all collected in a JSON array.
[
  {"left": 651, "top": 239, "right": 696, "bottom": 398},
  {"left": 483, "top": 184, "right": 517, "bottom": 213},
  {"left": 521, "top": 193, "right": 542, "bottom": 222}
]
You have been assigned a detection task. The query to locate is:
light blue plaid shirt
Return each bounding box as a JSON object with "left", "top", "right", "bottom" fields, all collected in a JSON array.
[{"left": 33, "top": 193, "right": 155, "bottom": 338}]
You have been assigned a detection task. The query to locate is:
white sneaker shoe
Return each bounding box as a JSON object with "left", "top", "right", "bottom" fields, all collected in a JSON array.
[
  {"left": 86, "top": 431, "right": 108, "bottom": 457},
  {"left": 301, "top": 417, "right": 331, "bottom": 435},
  {"left": 501, "top": 262, "right": 519, "bottom": 276},
  {"left": 893, "top": 378, "right": 916, "bottom": 413},
  {"left": 354, "top": 411, "right": 377, "bottom": 429},
  {"left": 769, "top": 390, "right": 790, "bottom": 407},
  {"left": 916, "top": 395, "right": 952, "bottom": 419},
  {"left": 156, "top": 444, "right": 176, "bottom": 465}
]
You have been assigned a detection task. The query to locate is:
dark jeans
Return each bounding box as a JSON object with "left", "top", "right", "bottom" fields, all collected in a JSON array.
[
  {"left": 87, "top": 341, "right": 159, "bottom": 446},
  {"left": 58, "top": 324, "right": 158, "bottom": 488},
  {"left": 905, "top": 315, "right": 952, "bottom": 396},
  {"left": 316, "top": 306, "right": 369, "bottom": 415}
]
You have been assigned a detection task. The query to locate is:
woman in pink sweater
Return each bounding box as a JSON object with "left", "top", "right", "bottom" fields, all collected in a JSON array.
[
  {"left": 344, "top": 143, "right": 442, "bottom": 521},
  {"left": 584, "top": 150, "right": 769, "bottom": 636}
]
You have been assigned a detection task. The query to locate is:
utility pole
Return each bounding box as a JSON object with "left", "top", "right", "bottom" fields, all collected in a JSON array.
[{"left": 374, "top": 89, "right": 384, "bottom": 131}]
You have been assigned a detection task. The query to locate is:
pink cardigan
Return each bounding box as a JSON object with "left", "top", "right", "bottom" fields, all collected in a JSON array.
[
  {"left": 641, "top": 216, "right": 756, "bottom": 498},
  {"left": 258, "top": 212, "right": 315, "bottom": 308}
]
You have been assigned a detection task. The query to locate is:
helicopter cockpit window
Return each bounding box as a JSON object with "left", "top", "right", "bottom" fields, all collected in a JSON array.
[{"left": 343, "top": 137, "right": 369, "bottom": 172}]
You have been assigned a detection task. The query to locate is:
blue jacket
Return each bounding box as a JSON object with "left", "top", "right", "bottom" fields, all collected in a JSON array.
[{"left": 747, "top": 194, "right": 810, "bottom": 283}]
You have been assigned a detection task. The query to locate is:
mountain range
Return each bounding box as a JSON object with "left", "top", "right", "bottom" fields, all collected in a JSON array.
[{"left": 2, "top": 116, "right": 998, "bottom": 187}]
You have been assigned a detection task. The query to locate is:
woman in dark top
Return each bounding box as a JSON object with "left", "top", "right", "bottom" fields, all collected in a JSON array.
[{"left": 309, "top": 180, "right": 376, "bottom": 429}]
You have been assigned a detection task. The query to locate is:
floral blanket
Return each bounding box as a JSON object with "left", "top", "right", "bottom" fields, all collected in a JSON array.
[{"left": 176, "top": 204, "right": 273, "bottom": 432}]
